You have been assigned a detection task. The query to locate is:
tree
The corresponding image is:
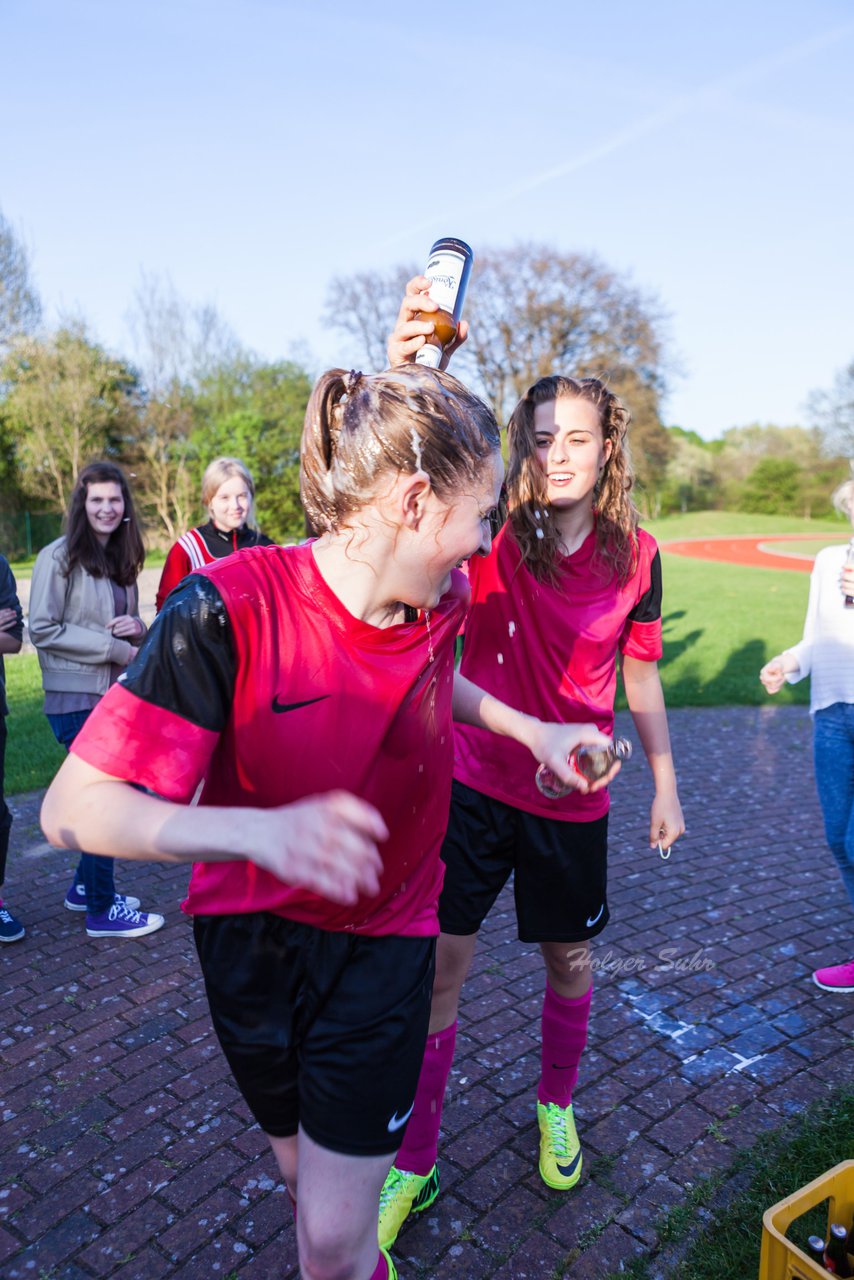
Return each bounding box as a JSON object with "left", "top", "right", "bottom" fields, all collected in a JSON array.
[
  {"left": 657, "top": 427, "right": 722, "bottom": 513},
  {"left": 807, "top": 359, "right": 854, "bottom": 458},
  {"left": 325, "top": 243, "right": 671, "bottom": 430},
  {"left": 125, "top": 273, "right": 242, "bottom": 544},
  {"left": 739, "top": 457, "right": 802, "bottom": 514},
  {"left": 323, "top": 264, "right": 415, "bottom": 373},
  {"left": 607, "top": 369, "right": 672, "bottom": 518},
  {"left": 191, "top": 356, "right": 313, "bottom": 542},
  {"left": 0, "top": 207, "right": 42, "bottom": 348},
  {"left": 1, "top": 324, "right": 140, "bottom": 511}
]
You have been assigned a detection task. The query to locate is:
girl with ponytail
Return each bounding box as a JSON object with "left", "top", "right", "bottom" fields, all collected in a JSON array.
[{"left": 43, "top": 365, "right": 609, "bottom": 1280}]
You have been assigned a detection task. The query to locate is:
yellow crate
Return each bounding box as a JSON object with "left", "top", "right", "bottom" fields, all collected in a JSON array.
[{"left": 758, "top": 1160, "right": 854, "bottom": 1279}]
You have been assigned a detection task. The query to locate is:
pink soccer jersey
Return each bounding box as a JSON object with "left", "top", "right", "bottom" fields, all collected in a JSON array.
[
  {"left": 72, "top": 543, "right": 469, "bottom": 936},
  {"left": 453, "top": 523, "right": 663, "bottom": 821}
]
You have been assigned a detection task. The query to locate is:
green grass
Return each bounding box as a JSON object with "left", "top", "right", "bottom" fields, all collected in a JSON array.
[
  {"left": 615, "top": 511, "right": 847, "bottom": 710},
  {"left": 4, "top": 653, "right": 66, "bottom": 794},
  {"left": 604, "top": 1087, "right": 854, "bottom": 1280},
  {"left": 648, "top": 553, "right": 812, "bottom": 708},
  {"left": 5, "top": 512, "right": 849, "bottom": 795},
  {"left": 7, "top": 546, "right": 167, "bottom": 577},
  {"left": 645, "top": 511, "right": 848, "bottom": 539}
]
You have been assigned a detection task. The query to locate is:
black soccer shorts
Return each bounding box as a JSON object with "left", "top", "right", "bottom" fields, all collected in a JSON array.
[
  {"left": 194, "top": 912, "right": 435, "bottom": 1156},
  {"left": 438, "top": 780, "right": 609, "bottom": 943}
]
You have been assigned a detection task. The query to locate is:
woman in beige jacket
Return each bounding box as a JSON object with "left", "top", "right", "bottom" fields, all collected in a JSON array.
[{"left": 29, "top": 462, "right": 165, "bottom": 939}]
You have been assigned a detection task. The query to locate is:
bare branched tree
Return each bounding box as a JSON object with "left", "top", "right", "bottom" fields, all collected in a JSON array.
[
  {"left": 324, "top": 243, "right": 671, "bottom": 428},
  {"left": 0, "top": 208, "right": 42, "bottom": 349},
  {"left": 324, "top": 264, "right": 417, "bottom": 373},
  {"left": 125, "top": 273, "right": 241, "bottom": 544},
  {"left": 807, "top": 358, "right": 854, "bottom": 460}
]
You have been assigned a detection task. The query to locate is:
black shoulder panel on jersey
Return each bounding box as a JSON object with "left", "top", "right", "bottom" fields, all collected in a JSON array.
[
  {"left": 121, "top": 575, "right": 236, "bottom": 733},
  {"left": 627, "top": 549, "right": 662, "bottom": 624}
]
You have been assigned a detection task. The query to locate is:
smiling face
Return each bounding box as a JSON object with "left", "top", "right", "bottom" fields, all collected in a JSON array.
[
  {"left": 84, "top": 481, "right": 125, "bottom": 545},
  {"left": 209, "top": 475, "right": 253, "bottom": 532},
  {"left": 533, "top": 396, "right": 612, "bottom": 512},
  {"left": 405, "top": 451, "right": 505, "bottom": 610}
]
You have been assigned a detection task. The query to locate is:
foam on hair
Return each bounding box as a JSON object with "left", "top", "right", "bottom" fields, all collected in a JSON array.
[{"left": 300, "top": 366, "right": 500, "bottom": 534}]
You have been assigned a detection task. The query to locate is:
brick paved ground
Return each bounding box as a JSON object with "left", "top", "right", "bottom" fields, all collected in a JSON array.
[{"left": 2, "top": 705, "right": 853, "bottom": 1279}]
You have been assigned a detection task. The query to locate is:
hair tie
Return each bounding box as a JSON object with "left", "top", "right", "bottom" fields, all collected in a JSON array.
[{"left": 346, "top": 370, "right": 363, "bottom": 395}]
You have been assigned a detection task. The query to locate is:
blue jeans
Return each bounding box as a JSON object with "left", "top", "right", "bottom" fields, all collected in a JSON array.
[
  {"left": 47, "top": 709, "right": 116, "bottom": 914},
  {"left": 813, "top": 702, "right": 854, "bottom": 913}
]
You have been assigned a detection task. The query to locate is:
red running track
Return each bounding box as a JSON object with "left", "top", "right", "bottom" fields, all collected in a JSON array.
[{"left": 661, "top": 533, "right": 848, "bottom": 572}]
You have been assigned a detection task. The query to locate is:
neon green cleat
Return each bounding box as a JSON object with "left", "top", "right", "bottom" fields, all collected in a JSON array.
[
  {"left": 378, "top": 1164, "right": 440, "bottom": 1249},
  {"left": 537, "top": 1100, "right": 583, "bottom": 1190}
]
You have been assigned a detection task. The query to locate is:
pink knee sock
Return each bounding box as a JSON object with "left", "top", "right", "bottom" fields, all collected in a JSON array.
[
  {"left": 538, "top": 981, "right": 592, "bottom": 1107},
  {"left": 370, "top": 1249, "right": 393, "bottom": 1279},
  {"left": 394, "top": 1021, "right": 457, "bottom": 1175}
]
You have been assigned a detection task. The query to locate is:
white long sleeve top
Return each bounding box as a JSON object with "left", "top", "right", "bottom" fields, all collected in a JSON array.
[{"left": 785, "top": 542, "right": 854, "bottom": 714}]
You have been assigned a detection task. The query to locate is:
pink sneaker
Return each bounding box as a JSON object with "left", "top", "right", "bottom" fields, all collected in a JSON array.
[{"left": 812, "top": 960, "right": 854, "bottom": 993}]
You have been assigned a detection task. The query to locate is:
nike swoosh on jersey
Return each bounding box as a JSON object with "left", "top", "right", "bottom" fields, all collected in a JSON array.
[
  {"left": 586, "top": 903, "right": 605, "bottom": 927},
  {"left": 271, "top": 694, "right": 330, "bottom": 714},
  {"left": 386, "top": 1103, "right": 415, "bottom": 1133}
]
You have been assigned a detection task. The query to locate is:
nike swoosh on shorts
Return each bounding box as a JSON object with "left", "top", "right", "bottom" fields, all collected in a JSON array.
[
  {"left": 586, "top": 903, "right": 605, "bottom": 927},
  {"left": 386, "top": 1103, "right": 415, "bottom": 1133},
  {"left": 271, "top": 694, "right": 330, "bottom": 714}
]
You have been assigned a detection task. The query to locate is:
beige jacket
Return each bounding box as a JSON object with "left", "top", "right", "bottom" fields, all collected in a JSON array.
[{"left": 28, "top": 536, "right": 147, "bottom": 695}]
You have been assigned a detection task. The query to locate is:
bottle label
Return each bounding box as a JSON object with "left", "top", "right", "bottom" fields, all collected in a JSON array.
[
  {"left": 415, "top": 343, "right": 443, "bottom": 369},
  {"left": 422, "top": 248, "right": 467, "bottom": 314}
]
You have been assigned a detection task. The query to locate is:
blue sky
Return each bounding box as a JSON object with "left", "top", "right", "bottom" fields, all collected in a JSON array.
[{"left": 2, "top": 0, "right": 853, "bottom": 439}]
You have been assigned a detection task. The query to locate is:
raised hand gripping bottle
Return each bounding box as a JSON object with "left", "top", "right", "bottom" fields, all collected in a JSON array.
[
  {"left": 535, "top": 738, "right": 633, "bottom": 799},
  {"left": 414, "top": 237, "right": 473, "bottom": 369}
]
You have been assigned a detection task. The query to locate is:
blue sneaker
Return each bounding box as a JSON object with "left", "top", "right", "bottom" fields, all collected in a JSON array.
[
  {"left": 65, "top": 884, "right": 141, "bottom": 913},
  {"left": 0, "top": 903, "right": 25, "bottom": 943},
  {"left": 85, "top": 902, "right": 165, "bottom": 939}
]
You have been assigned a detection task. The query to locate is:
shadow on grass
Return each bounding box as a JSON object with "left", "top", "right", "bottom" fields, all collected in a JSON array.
[{"left": 658, "top": 637, "right": 810, "bottom": 709}]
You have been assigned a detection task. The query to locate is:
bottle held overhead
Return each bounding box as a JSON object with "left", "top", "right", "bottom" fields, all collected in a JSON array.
[
  {"left": 414, "top": 237, "right": 473, "bottom": 369},
  {"left": 535, "top": 737, "right": 633, "bottom": 799}
]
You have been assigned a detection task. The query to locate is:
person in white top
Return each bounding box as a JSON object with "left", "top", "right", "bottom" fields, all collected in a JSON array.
[{"left": 760, "top": 476, "right": 854, "bottom": 993}]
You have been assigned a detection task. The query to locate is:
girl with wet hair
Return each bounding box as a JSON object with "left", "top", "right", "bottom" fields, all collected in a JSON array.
[
  {"left": 28, "top": 462, "right": 161, "bottom": 938},
  {"left": 155, "top": 456, "right": 273, "bottom": 612},
  {"left": 42, "top": 365, "right": 608, "bottom": 1280},
  {"left": 377, "top": 284, "right": 685, "bottom": 1253}
]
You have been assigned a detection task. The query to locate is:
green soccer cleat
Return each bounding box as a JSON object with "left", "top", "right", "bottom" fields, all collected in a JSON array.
[
  {"left": 537, "top": 1100, "right": 583, "bottom": 1190},
  {"left": 378, "top": 1164, "right": 440, "bottom": 1249},
  {"left": 380, "top": 1245, "right": 398, "bottom": 1278}
]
